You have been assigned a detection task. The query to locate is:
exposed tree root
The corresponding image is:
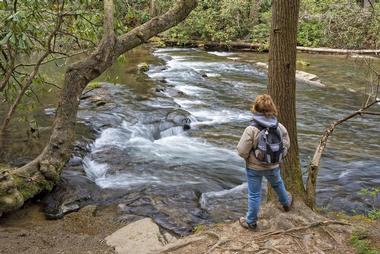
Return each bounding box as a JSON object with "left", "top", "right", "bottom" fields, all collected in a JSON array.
[
  {"left": 156, "top": 202, "right": 353, "bottom": 254},
  {"left": 256, "top": 220, "right": 351, "bottom": 239},
  {"left": 260, "top": 246, "right": 285, "bottom": 254},
  {"left": 159, "top": 236, "right": 205, "bottom": 253},
  {"left": 205, "top": 238, "right": 231, "bottom": 254}
]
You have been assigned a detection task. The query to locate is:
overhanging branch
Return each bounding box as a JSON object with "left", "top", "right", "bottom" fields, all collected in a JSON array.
[{"left": 0, "top": 0, "right": 198, "bottom": 215}]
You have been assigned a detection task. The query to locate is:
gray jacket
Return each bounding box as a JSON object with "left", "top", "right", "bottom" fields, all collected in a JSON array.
[{"left": 237, "top": 114, "right": 290, "bottom": 170}]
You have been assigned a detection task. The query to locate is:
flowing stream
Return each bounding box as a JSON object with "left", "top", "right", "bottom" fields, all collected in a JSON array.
[
  {"left": 79, "top": 48, "right": 380, "bottom": 234},
  {"left": 1, "top": 47, "right": 379, "bottom": 235}
]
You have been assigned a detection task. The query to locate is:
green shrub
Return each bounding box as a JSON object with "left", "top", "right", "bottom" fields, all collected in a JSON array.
[{"left": 350, "top": 229, "right": 380, "bottom": 254}]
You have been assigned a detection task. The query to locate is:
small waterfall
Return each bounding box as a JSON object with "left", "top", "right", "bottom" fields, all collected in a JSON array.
[{"left": 83, "top": 157, "right": 108, "bottom": 181}]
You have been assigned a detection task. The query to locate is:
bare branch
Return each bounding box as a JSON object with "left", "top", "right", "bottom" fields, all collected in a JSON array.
[
  {"left": 305, "top": 98, "right": 380, "bottom": 208},
  {"left": 42, "top": 80, "right": 61, "bottom": 90},
  {"left": 0, "top": 46, "right": 16, "bottom": 92},
  {"left": 14, "top": 50, "right": 88, "bottom": 68},
  {"left": 57, "top": 30, "right": 97, "bottom": 48},
  {"left": 1, "top": 6, "right": 65, "bottom": 133},
  {"left": 361, "top": 111, "right": 380, "bottom": 116}
]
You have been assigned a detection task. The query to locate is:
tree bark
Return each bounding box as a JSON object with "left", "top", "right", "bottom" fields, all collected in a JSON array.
[
  {"left": 0, "top": 0, "right": 197, "bottom": 215},
  {"left": 267, "top": 0, "right": 306, "bottom": 199}
]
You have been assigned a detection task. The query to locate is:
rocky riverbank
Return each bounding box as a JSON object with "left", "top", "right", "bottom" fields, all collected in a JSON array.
[{"left": 1, "top": 200, "right": 379, "bottom": 254}]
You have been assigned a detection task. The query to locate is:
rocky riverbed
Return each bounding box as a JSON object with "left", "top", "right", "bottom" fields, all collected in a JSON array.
[{"left": 28, "top": 47, "right": 379, "bottom": 236}]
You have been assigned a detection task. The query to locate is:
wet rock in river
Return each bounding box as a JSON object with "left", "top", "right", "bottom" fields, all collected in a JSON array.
[
  {"left": 42, "top": 169, "right": 105, "bottom": 219},
  {"left": 118, "top": 188, "right": 207, "bottom": 236},
  {"left": 44, "top": 107, "right": 56, "bottom": 116},
  {"left": 166, "top": 109, "right": 191, "bottom": 126},
  {"left": 183, "top": 123, "right": 191, "bottom": 131},
  {"left": 155, "top": 87, "right": 165, "bottom": 93},
  {"left": 165, "top": 87, "right": 185, "bottom": 97},
  {"left": 95, "top": 100, "right": 107, "bottom": 107},
  {"left": 158, "top": 78, "right": 168, "bottom": 83},
  {"left": 153, "top": 65, "right": 167, "bottom": 72},
  {"left": 253, "top": 62, "right": 326, "bottom": 87},
  {"left": 152, "top": 86, "right": 185, "bottom": 98},
  {"left": 137, "top": 62, "right": 149, "bottom": 73},
  {"left": 68, "top": 156, "right": 82, "bottom": 167},
  {"left": 296, "top": 70, "right": 326, "bottom": 87}
]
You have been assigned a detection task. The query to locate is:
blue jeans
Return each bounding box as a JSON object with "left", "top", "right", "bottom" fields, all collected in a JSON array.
[{"left": 246, "top": 167, "right": 289, "bottom": 224}]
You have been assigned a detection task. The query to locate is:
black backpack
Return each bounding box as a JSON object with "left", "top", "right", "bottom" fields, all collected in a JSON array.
[{"left": 251, "top": 121, "right": 284, "bottom": 164}]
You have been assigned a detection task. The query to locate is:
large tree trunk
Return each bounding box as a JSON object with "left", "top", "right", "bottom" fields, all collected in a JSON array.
[
  {"left": 0, "top": 0, "right": 197, "bottom": 215},
  {"left": 267, "top": 0, "right": 306, "bottom": 199}
]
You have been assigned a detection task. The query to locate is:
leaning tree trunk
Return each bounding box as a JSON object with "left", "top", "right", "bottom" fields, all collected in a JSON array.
[
  {"left": 0, "top": 0, "right": 197, "bottom": 215},
  {"left": 267, "top": 0, "right": 306, "bottom": 200}
]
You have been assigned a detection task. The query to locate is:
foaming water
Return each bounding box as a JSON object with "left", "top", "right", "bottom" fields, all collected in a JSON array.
[
  {"left": 208, "top": 51, "right": 236, "bottom": 57},
  {"left": 188, "top": 109, "right": 251, "bottom": 126},
  {"left": 83, "top": 158, "right": 108, "bottom": 181},
  {"left": 80, "top": 47, "right": 379, "bottom": 232}
]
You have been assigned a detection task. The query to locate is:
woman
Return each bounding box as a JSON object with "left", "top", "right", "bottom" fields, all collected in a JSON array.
[{"left": 237, "top": 94, "right": 292, "bottom": 230}]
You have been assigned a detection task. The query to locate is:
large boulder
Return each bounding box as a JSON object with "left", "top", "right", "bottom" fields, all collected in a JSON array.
[
  {"left": 296, "top": 70, "right": 326, "bottom": 87},
  {"left": 105, "top": 218, "right": 176, "bottom": 254},
  {"left": 253, "top": 62, "right": 326, "bottom": 87}
]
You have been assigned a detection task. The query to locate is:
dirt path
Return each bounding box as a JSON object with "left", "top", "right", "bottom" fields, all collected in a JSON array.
[{"left": 0, "top": 203, "right": 124, "bottom": 254}]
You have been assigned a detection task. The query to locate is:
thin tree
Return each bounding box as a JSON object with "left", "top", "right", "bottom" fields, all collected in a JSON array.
[
  {"left": 249, "top": 0, "right": 262, "bottom": 25},
  {"left": 150, "top": 0, "right": 158, "bottom": 17},
  {"left": 0, "top": 0, "right": 197, "bottom": 215}
]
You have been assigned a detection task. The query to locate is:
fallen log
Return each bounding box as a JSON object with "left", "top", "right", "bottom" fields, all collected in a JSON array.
[
  {"left": 297, "top": 46, "right": 380, "bottom": 55},
  {"left": 160, "top": 39, "right": 380, "bottom": 56},
  {"left": 163, "top": 40, "right": 263, "bottom": 51}
]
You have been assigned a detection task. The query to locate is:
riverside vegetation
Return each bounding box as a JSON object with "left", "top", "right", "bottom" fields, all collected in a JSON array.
[{"left": 0, "top": 0, "right": 379, "bottom": 254}]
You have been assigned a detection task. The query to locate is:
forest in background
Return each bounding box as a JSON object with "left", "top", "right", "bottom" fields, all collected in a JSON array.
[
  {"left": 122, "top": 0, "right": 380, "bottom": 49},
  {"left": 2, "top": 0, "right": 378, "bottom": 135}
]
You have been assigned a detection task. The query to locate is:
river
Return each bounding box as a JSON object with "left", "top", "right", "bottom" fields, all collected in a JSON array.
[{"left": 1, "top": 47, "right": 379, "bottom": 235}]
